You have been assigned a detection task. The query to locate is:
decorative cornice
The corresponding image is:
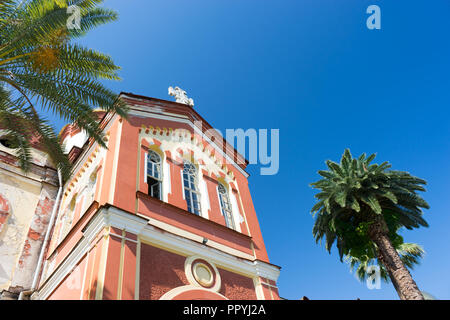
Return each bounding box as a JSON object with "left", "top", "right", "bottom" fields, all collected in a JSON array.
[
  {"left": 120, "top": 92, "right": 249, "bottom": 178},
  {"left": 36, "top": 205, "right": 280, "bottom": 300},
  {"left": 0, "top": 150, "right": 58, "bottom": 186},
  {"left": 139, "top": 126, "right": 236, "bottom": 181}
]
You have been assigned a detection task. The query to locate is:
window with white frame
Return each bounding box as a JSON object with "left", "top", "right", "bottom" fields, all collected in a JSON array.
[
  {"left": 183, "top": 160, "right": 201, "bottom": 215},
  {"left": 218, "top": 183, "right": 236, "bottom": 230},
  {"left": 146, "top": 150, "right": 162, "bottom": 200}
]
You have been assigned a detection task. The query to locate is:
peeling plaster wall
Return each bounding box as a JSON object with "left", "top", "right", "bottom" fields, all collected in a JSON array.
[
  {"left": 10, "top": 184, "right": 57, "bottom": 289},
  {"left": 0, "top": 139, "right": 58, "bottom": 294},
  {"left": 0, "top": 172, "right": 43, "bottom": 292}
]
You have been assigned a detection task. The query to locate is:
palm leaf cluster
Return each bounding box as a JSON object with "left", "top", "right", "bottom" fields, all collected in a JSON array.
[
  {"left": 310, "top": 149, "right": 429, "bottom": 275},
  {"left": 0, "top": 0, "right": 128, "bottom": 179},
  {"left": 346, "top": 242, "right": 424, "bottom": 283}
]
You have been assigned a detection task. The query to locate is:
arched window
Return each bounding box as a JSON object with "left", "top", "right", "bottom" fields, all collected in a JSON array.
[
  {"left": 82, "top": 169, "right": 98, "bottom": 217},
  {"left": 58, "top": 195, "right": 76, "bottom": 244},
  {"left": 183, "top": 161, "right": 201, "bottom": 215},
  {"left": 218, "top": 183, "right": 235, "bottom": 230},
  {"left": 146, "top": 150, "right": 162, "bottom": 200}
]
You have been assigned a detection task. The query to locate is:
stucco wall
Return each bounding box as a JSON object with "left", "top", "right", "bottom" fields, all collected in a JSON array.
[
  {"left": 139, "top": 243, "right": 189, "bottom": 300},
  {"left": 138, "top": 243, "right": 258, "bottom": 300},
  {"left": 0, "top": 136, "right": 58, "bottom": 295},
  {"left": 0, "top": 172, "right": 44, "bottom": 292},
  {"left": 218, "top": 268, "right": 257, "bottom": 300}
]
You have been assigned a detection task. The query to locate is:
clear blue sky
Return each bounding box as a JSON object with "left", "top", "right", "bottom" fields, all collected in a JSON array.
[{"left": 51, "top": 0, "right": 450, "bottom": 299}]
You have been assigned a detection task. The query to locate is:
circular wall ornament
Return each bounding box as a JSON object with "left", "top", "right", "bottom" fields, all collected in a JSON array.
[
  {"left": 193, "top": 262, "right": 214, "bottom": 287},
  {"left": 185, "top": 256, "right": 221, "bottom": 292}
]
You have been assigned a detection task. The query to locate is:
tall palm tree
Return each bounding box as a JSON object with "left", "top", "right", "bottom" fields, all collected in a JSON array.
[
  {"left": 0, "top": 0, "right": 128, "bottom": 180},
  {"left": 310, "top": 149, "right": 429, "bottom": 300},
  {"left": 346, "top": 242, "right": 424, "bottom": 284}
]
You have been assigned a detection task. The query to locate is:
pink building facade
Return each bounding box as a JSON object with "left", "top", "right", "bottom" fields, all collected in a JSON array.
[{"left": 34, "top": 93, "right": 280, "bottom": 300}]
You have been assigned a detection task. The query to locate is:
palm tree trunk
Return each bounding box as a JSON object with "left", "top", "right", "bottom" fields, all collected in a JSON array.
[{"left": 368, "top": 219, "right": 424, "bottom": 300}]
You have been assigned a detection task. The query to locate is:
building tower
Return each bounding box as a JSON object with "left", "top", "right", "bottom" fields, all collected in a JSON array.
[{"left": 2, "top": 90, "right": 281, "bottom": 300}]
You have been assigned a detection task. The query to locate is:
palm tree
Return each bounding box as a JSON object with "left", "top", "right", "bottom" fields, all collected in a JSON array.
[
  {"left": 310, "top": 149, "right": 429, "bottom": 300},
  {"left": 346, "top": 242, "right": 424, "bottom": 284},
  {"left": 0, "top": 0, "right": 128, "bottom": 180}
]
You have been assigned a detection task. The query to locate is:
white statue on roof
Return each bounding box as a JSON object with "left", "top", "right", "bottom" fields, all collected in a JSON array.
[{"left": 168, "top": 86, "right": 194, "bottom": 107}]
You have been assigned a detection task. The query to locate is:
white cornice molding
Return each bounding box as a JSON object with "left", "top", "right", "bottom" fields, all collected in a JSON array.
[
  {"left": 102, "top": 206, "right": 148, "bottom": 235},
  {"left": 140, "top": 215, "right": 255, "bottom": 261},
  {"left": 105, "top": 207, "right": 279, "bottom": 280},
  {"left": 0, "top": 154, "right": 58, "bottom": 186},
  {"left": 253, "top": 260, "right": 281, "bottom": 281},
  {"left": 36, "top": 206, "right": 280, "bottom": 300},
  {"left": 0, "top": 165, "right": 46, "bottom": 188}
]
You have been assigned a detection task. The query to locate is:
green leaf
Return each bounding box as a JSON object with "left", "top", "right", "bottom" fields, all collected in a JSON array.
[
  {"left": 318, "top": 170, "right": 334, "bottom": 179},
  {"left": 361, "top": 194, "right": 382, "bottom": 214},
  {"left": 366, "top": 153, "right": 376, "bottom": 164},
  {"left": 349, "top": 196, "right": 361, "bottom": 212},
  {"left": 334, "top": 191, "right": 347, "bottom": 208},
  {"left": 382, "top": 191, "right": 398, "bottom": 204}
]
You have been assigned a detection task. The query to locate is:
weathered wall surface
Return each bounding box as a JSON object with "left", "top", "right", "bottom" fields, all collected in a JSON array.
[
  {"left": 0, "top": 137, "right": 58, "bottom": 297},
  {"left": 10, "top": 184, "right": 57, "bottom": 290},
  {"left": 0, "top": 172, "right": 42, "bottom": 292}
]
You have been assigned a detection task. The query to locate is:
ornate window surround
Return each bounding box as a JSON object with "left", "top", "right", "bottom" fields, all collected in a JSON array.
[
  {"left": 182, "top": 160, "right": 202, "bottom": 216},
  {"left": 217, "top": 183, "right": 236, "bottom": 230},
  {"left": 145, "top": 150, "right": 163, "bottom": 200}
]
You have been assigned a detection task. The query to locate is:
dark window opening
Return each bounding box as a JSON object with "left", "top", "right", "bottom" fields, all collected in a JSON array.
[
  {"left": 146, "top": 150, "right": 162, "bottom": 200},
  {"left": 0, "top": 136, "right": 19, "bottom": 149},
  {"left": 147, "top": 176, "right": 161, "bottom": 200}
]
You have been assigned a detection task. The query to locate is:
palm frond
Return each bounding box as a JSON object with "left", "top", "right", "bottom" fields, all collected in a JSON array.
[{"left": 0, "top": 0, "right": 126, "bottom": 181}]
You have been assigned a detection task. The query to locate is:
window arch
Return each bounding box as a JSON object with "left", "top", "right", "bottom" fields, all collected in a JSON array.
[
  {"left": 58, "top": 194, "right": 76, "bottom": 244},
  {"left": 81, "top": 169, "right": 98, "bottom": 217},
  {"left": 217, "top": 183, "right": 235, "bottom": 230},
  {"left": 146, "top": 150, "right": 162, "bottom": 200},
  {"left": 183, "top": 161, "right": 201, "bottom": 215}
]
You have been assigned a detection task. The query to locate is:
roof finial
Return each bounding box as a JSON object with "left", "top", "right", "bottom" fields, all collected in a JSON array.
[{"left": 168, "top": 86, "right": 194, "bottom": 107}]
